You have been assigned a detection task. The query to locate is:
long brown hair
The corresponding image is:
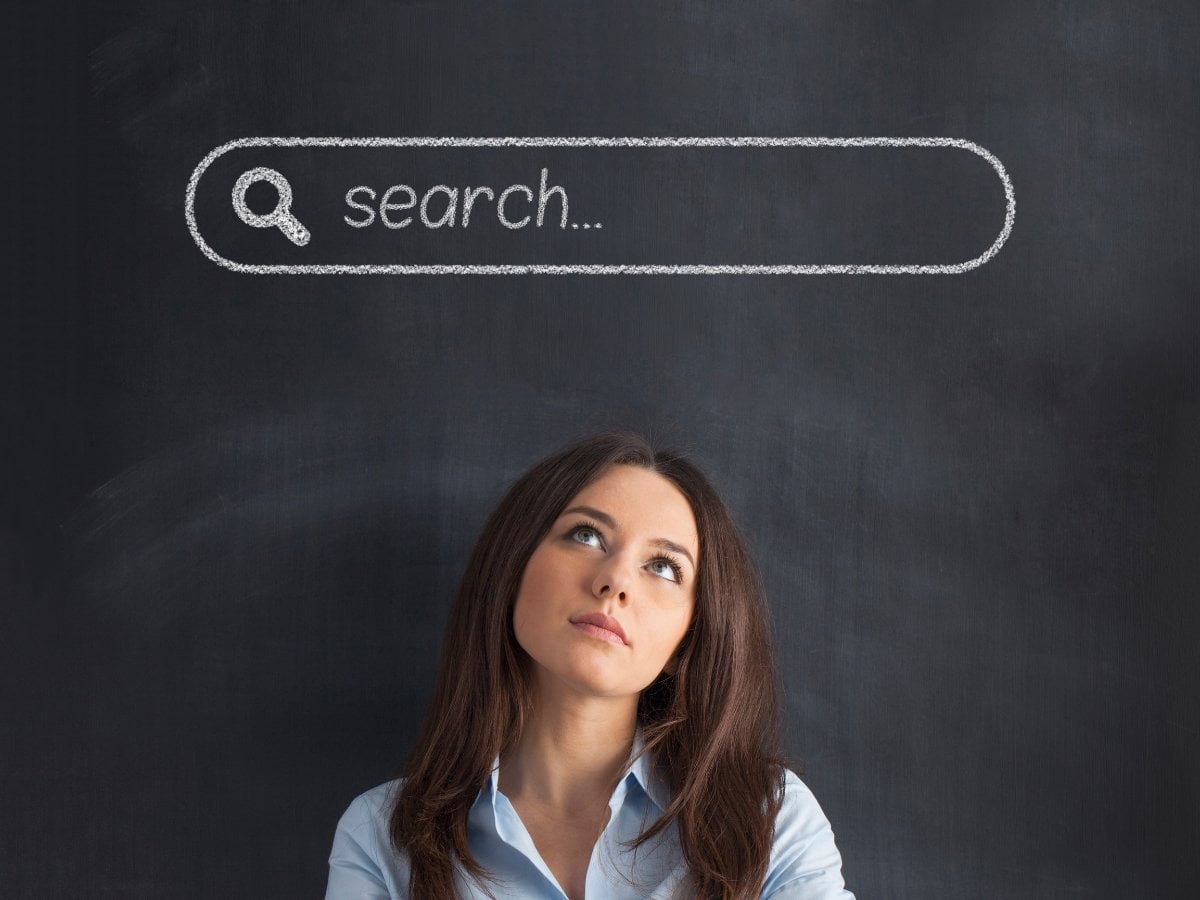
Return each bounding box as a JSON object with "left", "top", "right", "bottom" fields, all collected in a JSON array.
[{"left": 390, "top": 430, "right": 792, "bottom": 899}]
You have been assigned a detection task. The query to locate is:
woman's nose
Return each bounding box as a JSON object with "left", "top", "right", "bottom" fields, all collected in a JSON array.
[{"left": 592, "top": 555, "right": 632, "bottom": 601}]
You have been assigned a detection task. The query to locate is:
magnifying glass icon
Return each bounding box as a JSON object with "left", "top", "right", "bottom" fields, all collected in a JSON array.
[{"left": 232, "top": 167, "right": 310, "bottom": 246}]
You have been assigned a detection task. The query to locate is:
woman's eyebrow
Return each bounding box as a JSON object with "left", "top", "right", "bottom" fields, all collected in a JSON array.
[{"left": 560, "top": 505, "right": 696, "bottom": 568}]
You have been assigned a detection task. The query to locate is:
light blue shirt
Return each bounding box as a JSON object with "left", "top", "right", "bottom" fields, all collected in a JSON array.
[{"left": 325, "top": 730, "right": 854, "bottom": 899}]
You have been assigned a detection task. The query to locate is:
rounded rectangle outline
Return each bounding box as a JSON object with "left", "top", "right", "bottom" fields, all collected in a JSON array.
[{"left": 185, "top": 136, "right": 1015, "bottom": 275}]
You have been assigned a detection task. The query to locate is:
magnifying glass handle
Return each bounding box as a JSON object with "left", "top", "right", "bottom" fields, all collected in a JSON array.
[{"left": 276, "top": 213, "right": 311, "bottom": 247}]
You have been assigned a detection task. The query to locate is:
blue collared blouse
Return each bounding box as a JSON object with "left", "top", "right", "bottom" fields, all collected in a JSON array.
[{"left": 325, "top": 731, "right": 854, "bottom": 899}]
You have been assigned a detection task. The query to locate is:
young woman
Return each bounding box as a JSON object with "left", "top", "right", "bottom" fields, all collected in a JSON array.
[{"left": 324, "top": 431, "right": 854, "bottom": 899}]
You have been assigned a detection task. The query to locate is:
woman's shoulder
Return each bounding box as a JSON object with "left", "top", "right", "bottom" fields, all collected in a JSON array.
[
  {"left": 325, "top": 778, "right": 408, "bottom": 899},
  {"left": 772, "top": 766, "right": 834, "bottom": 839},
  {"left": 762, "top": 767, "right": 855, "bottom": 898},
  {"left": 336, "top": 777, "right": 403, "bottom": 833},
  {"left": 777, "top": 766, "right": 822, "bottom": 809}
]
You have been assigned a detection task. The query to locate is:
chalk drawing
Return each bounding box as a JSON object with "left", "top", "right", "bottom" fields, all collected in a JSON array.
[
  {"left": 230, "top": 167, "right": 310, "bottom": 247},
  {"left": 186, "top": 137, "right": 1015, "bottom": 275}
]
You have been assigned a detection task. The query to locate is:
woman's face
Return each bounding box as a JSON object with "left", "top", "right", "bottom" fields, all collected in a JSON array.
[{"left": 512, "top": 464, "right": 699, "bottom": 700}]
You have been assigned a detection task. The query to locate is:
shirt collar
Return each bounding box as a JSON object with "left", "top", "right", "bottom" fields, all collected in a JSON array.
[
  {"left": 625, "top": 724, "right": 672, "bottom": 812},
  {"left": 479, "top": 724, "right": 672, "bottom": 816}
]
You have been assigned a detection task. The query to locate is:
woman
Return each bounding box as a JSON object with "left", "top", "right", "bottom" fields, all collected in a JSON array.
[{"left": 325, "top": 431, "right": 854, "bottom": 899}]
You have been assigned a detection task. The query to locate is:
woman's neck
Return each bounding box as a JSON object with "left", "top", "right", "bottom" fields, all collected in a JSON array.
[{"left": 499, "top": 679, "right": 639, "bottom": 813}]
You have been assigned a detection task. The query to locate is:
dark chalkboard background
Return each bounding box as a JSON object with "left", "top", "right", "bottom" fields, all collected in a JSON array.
[{"left": 6, "top": 1, "right": 1198, "bottom": 897}]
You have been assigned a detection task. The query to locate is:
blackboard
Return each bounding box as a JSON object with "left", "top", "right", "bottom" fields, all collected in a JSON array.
[{"left": 6, "top": 1, "right": 1198, "bottom": 896}]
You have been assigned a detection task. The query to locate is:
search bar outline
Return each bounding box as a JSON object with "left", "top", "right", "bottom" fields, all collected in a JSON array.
[{"left": 185, "top": 136, "right": 1015, "bottom": 275}]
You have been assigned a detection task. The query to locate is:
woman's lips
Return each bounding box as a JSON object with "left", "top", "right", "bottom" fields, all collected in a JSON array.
[
  {"left": 572, "top": 621, "right": 627, "bottom": 646},
  {"left": 569, "top": 611, "right": 628, "bottom": 644}
]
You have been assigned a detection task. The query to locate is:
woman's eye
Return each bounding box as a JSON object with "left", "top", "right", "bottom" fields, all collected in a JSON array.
[
  {"left": 648, "top": 559, "right": 677, "bottom": 581},
  {"left": 570, "top": 525, "right": 602, "bottom": 547}
]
